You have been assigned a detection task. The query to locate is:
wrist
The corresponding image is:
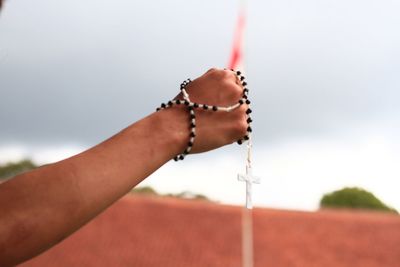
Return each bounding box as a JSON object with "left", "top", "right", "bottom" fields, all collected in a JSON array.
[{"left": 150, "top": 106, "right": 190, "bottom": 161}]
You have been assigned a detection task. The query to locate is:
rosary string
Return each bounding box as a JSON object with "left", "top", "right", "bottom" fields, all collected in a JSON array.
[{"left": 156, "top": 70, "right": 252, "bottom": 161}]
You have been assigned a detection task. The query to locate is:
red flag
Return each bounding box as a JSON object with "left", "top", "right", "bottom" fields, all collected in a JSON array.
[{"left": 228, "top": 9, "right": 246, "bottom": 70}]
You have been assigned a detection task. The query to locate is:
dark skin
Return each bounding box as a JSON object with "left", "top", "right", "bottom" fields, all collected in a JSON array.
[
  {"left": 0, "top": 66, "right": 249, "bottom": 266},
  {"left": 1, "top": 2, "right": 250, "bottom": 267}
]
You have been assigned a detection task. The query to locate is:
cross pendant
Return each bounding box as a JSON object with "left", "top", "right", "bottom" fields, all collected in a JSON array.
[{"left": 238, "top": 166, "right": 260, "bottom": 209}]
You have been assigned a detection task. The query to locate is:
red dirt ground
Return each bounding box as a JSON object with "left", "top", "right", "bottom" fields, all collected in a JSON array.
[{"left": 20, "top": 196, "right": 400, "bottom": 267}]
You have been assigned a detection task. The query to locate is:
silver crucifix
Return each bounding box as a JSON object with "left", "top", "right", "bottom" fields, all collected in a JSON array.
[{"left": 238, "top": 165, "right": 260, "bottom": 209}]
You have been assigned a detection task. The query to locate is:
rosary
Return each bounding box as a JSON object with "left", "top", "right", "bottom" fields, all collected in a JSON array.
[{"left": 156, "top": 69, "right": 260, "bottom": 209}]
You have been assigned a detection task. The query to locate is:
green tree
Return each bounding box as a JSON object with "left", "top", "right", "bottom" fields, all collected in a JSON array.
[
  {"left": 320, "top": 187, "right": 397, "bottom": 214},
  {"left": 130, "top": 186, "right": 159, "bottom": 195},
  {"left": 0, "top": 159, "right": 37, "bottom": 180},
  {"left": 130, "top": 186, "right": 210, "bottom": 201}
]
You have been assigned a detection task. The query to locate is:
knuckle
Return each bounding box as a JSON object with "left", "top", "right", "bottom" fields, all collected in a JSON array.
[
  {"left": 228, "top": 83, "right": 244, "bottom": 99},
  {"left": 236, "top": 120, "right": 248, "bottom": 136},
  {"left": 206, "top": 67, "right": 219, "bottom": 74},
  {"left": 238, "top": 104, "right": 247, "bottom": 114},
  {"left": 222, "top": 69, "right": 237, "bottom": 81}
]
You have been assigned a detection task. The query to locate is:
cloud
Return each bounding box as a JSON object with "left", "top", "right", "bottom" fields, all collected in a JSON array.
[
  {"left": 141, "top": 123, "right": 400, "bottom": 211},
  {"left": 1, "top": 0, "right": 399, "bottom": 146},
  {"left": 0, "top": 0, "right": 399, "bottom": 210}
]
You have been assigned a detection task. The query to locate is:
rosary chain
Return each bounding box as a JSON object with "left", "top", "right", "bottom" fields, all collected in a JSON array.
[{"left": 156, "top": 70, "right": 253, "bottom": 161}]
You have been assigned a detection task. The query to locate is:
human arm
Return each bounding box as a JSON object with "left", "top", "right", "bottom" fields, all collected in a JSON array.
[{"left": 0, "top": 69, "right": 249, "bottom": 266}]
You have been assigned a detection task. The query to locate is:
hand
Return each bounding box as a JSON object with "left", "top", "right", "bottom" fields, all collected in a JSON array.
[{"left": 165, "top": 68, "right": 250, "bottom": 154}]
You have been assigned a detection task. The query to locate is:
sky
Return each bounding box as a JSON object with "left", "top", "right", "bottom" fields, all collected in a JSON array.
[{"left": 0, "top": 0, "right": 399, "bottom": 211}]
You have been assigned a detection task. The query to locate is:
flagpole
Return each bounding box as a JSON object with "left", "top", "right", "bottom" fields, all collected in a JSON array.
[
  {"left": 228, "top": 0, "right": 254, "bottom": 267},
  {"left": 227, "top": 1, "right": 256, "bottom": 267}
]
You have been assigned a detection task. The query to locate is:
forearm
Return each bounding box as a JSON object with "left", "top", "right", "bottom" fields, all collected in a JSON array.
[
  {"left": 0, "top": 68, "right": 249, "bottom": 266},
  {"left": 0, "top": 107, "right": 188, "bottom": 266}
]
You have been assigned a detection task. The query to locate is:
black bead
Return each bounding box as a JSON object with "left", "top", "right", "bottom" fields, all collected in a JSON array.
[
  {"left": 244, "top": 88, "right": 249, "bottom": 93},
  {"left": 190, "top": 114, "right": 195, "bottom": 119},
  {"left": 244, "top": 135, "right": 249, "bottom": 140},
  {"left": 168, "top": 101, "right": 173, "bottom": 106},
  {"left": 176, "top": 100, "right": 181, "bottom": 104},
  {"left": 243, "top": 94, "right": 248, "bottom": 99},
  {"left": 188, "top": 141, "right": 193, "bottom": 147},
  {"left": 174, "top": 156, "right": 178, "bottom": 161},
  {"left": 242, "top": 82, "right": 247, "bottom": 86},
  {"left": 179, "top": 155, "right": 184, "bottom": 160},
  {"left": 190, "top": 123, "right": 196, "bottom": 128},
  {"left": 184, "top": 100, "right": 190, "bottom": 106},
  {"left": 156, "top": 108, "right": 161, "bottom": 112},
  {"left": 239, "top": 99, "right": 244, "bottom": 105},
  {"left": 212, "top": 106, "right": 218, "bottom": 111},
  {"left": 246, "top": 109, "right": 252, "bottom": 114},
  {"left": 247, "top": 117, "right": 253, "bottom": 123},
  {"left": 237, "top": 140, "right": 243, "bottom": 145},
  {"left": 161, "top": 103, "right": 166, "bottom": 108},
  {"left": 203, "top": 104, "right": 208, "bottom": 110},
  {"left": 190, "top": 132, "right": 196, "bottom": 137},
  {"left": 236, "top": 71, "right": 241, "bottom": 75},
  {"left": 240, "top": 76, "right": 245, "bottom": 81},
  {"left": 245, "top": 99, "right": 251, "bottom": 104},
  {"left": 247, "top": 126, "right": 252, "bottom": 132},
  {"left": 194, "top": 103, "right": 199, "bottom": 108}
]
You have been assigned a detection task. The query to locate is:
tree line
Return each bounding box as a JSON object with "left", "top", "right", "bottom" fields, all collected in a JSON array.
[{"left": 0, "top": 159, "right": 397, "bottom": 213}]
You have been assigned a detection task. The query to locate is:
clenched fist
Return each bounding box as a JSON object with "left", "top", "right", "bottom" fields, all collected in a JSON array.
[{"left": 159, "top": 68, "right": 251, "bottom": 155}]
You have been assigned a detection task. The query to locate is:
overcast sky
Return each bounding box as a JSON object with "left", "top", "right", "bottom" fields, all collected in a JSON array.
[{"left": 1, "top": 0, "right": 399, "bottom": 211}]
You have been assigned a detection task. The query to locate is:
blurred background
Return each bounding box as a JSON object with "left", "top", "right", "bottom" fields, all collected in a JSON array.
[
  {"left": 1, "top": 0, "right": 399, "bottom": 212},
  {"left": 1, "top": 1, "right": 400, "bottom": 266}
]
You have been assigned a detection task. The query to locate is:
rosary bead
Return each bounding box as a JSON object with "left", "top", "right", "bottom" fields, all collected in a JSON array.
[{"left": 160, "top": 72, "right": 253, "bottom": 162}]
